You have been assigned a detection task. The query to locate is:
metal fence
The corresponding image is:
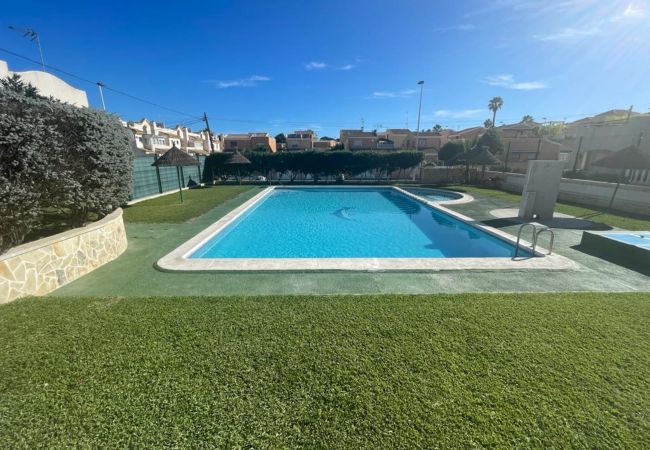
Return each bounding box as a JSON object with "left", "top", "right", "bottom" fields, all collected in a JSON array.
[{"left": 130, "top": 155, "right": 205, "bottom": 201}]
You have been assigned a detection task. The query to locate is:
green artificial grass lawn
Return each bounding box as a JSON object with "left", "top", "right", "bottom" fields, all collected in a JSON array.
[
  {"left": 443, "top": 185, "right": 650, "bottom": 231},
  {"left": 1, "top": 293, "right": 649, "bottom": 448},
  {"left": 122, "top": 185, "right": 254, "bottom": 223}
]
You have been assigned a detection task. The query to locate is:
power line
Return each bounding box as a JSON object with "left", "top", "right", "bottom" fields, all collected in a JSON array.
[{"left": 0, "top": 46, "right": 201, "bottom": 120}]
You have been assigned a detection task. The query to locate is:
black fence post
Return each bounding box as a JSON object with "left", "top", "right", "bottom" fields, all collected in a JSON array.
[{"left": 154, "top": 155, "right": 163, "bottom": 193}]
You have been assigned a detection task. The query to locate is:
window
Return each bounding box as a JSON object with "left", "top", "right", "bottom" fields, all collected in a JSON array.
[
  {"left": 559, "top": 153, "right": 569, "bottom": 162},
  {"left": 156, "top": 138, "right": 166, "bottom": 145}
]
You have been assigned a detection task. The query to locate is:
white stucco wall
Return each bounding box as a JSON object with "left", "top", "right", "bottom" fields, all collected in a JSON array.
[
  {"left": 0, "top": 59, "right": 89, "bottom": 107},
  {"left": 486, "top": 170, "right": 650, "bottom": 216}
]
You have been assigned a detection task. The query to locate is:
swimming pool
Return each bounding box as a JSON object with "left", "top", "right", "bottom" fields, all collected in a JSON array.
[
  {"left": 191, "top": 187, "right": 522, "bottom": 259},
  {"left": 158, "top": 186, "right": 574, "bottom": 271}
]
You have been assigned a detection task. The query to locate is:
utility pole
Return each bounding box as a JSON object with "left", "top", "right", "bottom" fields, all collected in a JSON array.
[
  {"left": 8, "top": 26, "right": 45, "bottom": 71},
  {"left": 97, "top": 82, "right": 106, "bottom": 111},
  {"left": 203, "top": 112, "right": 215, "bottom": 153},
  {"left": 415, "top": 80, "right": 424, "bottom": 152},
  {"left": 626, "top": 105, "right": 634, "bottom": 121},
  {"left": 572, "top": 136, "right": 583, "bottom": 172},
  {"left": 361, "top": 117, "right": 365, "bottom": 131}
]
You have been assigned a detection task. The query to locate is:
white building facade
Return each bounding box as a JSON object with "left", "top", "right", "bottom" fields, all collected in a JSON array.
[{"left": 122, "top": 118, "right": 220, "bottom": 155}]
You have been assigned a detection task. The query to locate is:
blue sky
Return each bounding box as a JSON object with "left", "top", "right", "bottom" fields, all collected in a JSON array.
[{"left": 2, "top": 0, "right": 649, "bottom": 137}]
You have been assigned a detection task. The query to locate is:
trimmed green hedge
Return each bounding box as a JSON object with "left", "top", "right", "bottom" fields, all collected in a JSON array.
[
  {"left": 0, "top": 87, "right": 133, "bottom": 252},
  {"left": 202, "top": 150, "right": 424, "bottom": 183}
]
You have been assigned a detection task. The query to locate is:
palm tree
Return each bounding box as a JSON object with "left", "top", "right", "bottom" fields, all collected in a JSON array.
[
  {"left": 522, "top": 114, "right": 533, "bottom": 123},
  {"left": 488, "top": 97, "right": 503, "bottom": 127},
  {"left": 483, "top": 119, "right": 493, "bottom": 128}
]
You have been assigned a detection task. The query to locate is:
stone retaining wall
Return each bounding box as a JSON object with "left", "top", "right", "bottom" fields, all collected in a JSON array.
[{"left": 0, "top": 209, "right": 127, "bottom": 304}]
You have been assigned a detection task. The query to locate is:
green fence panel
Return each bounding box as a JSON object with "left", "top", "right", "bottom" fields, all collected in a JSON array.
[{"left": 130, "top": 155, "right": 205, "bottom": 201}]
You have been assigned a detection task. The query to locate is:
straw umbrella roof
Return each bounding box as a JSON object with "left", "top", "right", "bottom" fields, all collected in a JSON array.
[
  {"left": 152, "top": 145, "right": 199, "bottom": 167},
  {"left": 468, "top": 147, "right": 500, "bottom": 166},
  {"left": 592, "top": 145, "right": 650, "bottom": 169},
  {"left": 224, "top": 151, "right": 251, "bottom": 165}
]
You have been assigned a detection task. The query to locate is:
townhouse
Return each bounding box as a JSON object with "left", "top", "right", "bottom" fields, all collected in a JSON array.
[
  {"left": 222, "top": 132, "right": 277, "bottom": 152},
  {"left": 123, "top": 118, "right": 219, "bottom": 155}
]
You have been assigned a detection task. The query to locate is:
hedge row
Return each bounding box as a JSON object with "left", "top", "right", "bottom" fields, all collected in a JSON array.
[
  {"left": 0, "top": 88, "right": 133, "bottom": 253},
  {"left": 202, "top": 150, "right": 424, "bottom": 183}
]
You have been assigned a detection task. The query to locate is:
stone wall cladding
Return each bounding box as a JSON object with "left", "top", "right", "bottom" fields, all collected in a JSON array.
[{"left": 0, "top": 209, "right": 127, "bottom": 304}]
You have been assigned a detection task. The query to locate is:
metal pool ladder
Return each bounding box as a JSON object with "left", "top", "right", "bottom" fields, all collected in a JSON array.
[{"left": 514, "top": 223, "right": 555, "bottom": 258}]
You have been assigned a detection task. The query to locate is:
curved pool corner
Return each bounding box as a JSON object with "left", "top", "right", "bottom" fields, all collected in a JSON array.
[{"left": 401, "top": 187, "right": 474, "bottom": 205}]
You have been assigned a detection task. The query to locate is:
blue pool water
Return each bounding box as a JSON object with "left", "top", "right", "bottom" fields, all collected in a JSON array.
[
  {"left": 403, "top": 187, "right": 462, "bottom": 202},
  {"left": 191, "top": 188, "right": 527, "bottom": 259},
  {"left": 604, "top": 232, "right": 650, "bottom": 249}
]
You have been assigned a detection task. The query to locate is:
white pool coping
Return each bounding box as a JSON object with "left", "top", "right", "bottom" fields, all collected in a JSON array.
[{"left": 156, "top": 186, "right": 577, "bottom": 272}]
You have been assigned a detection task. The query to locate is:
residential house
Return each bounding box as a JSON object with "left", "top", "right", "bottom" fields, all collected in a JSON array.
[
  {"left": 286, "top": 130, "right": 316, "bottom": 150},
  {"left": 339, "top": 129, "right": 379, "bottom": 150},
  {"left": 123, "top": 118, "right": 217, "bottom": 155},
  {"left": 448, "top": 126, "right": 485, "bottom": 141},
  {"left": 222, "top": 132, "right": 277, "bottom": 152},
  {"left": 1, "top": 59, "right": 88, "bottom": 107},
  {"left": 562, "top": 112, "right": 650, "bottom": 185},
  {"left": 377, "top": 138, "right": 395, "bottom": 150},
  {"left": 313, "top": 139, "right": 338, "bottom": 150},
  {"left": 503, "top": 137, "right": 565, "bottom": 171},
  {"left": 385, "top": 129, "right": 415, "bottom": 149},
  {"left": 498, "top": 121, "right": 538, "bottom": 139}
]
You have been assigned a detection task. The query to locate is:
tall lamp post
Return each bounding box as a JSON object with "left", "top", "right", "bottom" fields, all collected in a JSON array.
[
  {"left": 8, "top": 26, "right": 45, "bottom": 71},
  {"left": 415, "top": 80, "right": 424, "bottom": 181},
  {"left": 415, "top": 80, "right": 424, "bottom": 152}
]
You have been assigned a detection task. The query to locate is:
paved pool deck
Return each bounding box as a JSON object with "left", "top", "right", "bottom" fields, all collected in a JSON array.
[{"left": 52, "top": 186, "right": 650, "bottom": 296}]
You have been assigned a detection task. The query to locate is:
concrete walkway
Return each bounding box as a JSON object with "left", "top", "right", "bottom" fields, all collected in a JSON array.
[{"left": 52, "top": 187, "right": 650, "bottom": 296}]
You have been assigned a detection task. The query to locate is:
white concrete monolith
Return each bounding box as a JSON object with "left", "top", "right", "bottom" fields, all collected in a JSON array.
[{"left": 518, "top": 160, "right": 565, "bottom": 220}]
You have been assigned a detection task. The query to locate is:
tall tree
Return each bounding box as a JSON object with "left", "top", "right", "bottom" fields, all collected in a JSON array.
[
  {"left": 488, "top": 96, "right": 503, "bottom": 127},
  {"left": 483, "top": 119, "right": 493, "bottom": 128},
  {"left": 522, "top": 114, "right": 534, "bottom": 123},
  {"left": 432, "top": 124, "right": 443, "bottom": 133},
  {"left": 1, "top": 74, "right": 40, "bottom": 98},
  {"left": 476, "top": 128, "right": 505, "bottom": 155},
  {"left": 274, "top": 133, "right": 286, "bottom": 144}
]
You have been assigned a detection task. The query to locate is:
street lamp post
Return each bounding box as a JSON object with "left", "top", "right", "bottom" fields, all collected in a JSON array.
[
  {"left": 97, "top": 82, "right": 107, "bottom": 111},
  {"left": 8, "top": 26, "right": 45, "bottom": 71},
  {"left": 415, "top": 80, "right": 424, "bottom": 152}
]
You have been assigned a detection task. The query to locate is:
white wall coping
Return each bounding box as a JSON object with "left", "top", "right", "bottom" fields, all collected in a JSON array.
[{"left": 1, "top": 208, "right": 124, "bottom": 261}]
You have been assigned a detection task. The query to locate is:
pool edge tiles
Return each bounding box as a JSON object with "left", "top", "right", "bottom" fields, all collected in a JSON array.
[{"left": 156, "top": 186, "right": 577, "bottom": 272}]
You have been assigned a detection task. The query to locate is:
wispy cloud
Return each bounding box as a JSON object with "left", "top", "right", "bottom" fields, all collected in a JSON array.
[
  {"left": 433, "top": 109, "right": 485, "bottom": 119},
  {"left": 483, "top": 74, "right": 548, "bottom": 90},
  {"left": 611, "top": 2, "right": 647, "bottom": 21},
  {"left": 465, "top": 0, "right": 596, "bottom": 19},
  {"left": 337, "top": 64, "right": 356, "bottom": 71},
  {"left": 214, "top": 75, "right": 270, "bottom": 88},
  {"left": 369, "top": 89, "right": 417, "bottom": 99},
  {"left": 533, "top": 25, "right": 601, "bottom": 41},
  {"left": 304, "top": 61, "right": 327, "bottom": 70},
  {"left": 433, "top": 23, "right": 476, "bottom": 32}
]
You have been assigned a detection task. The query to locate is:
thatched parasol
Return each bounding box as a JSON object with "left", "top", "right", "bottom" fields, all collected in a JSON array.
[
  {"left": 224, "top": 151, "right": 251, "bottom": 184},
  {"left": 592, "top": 145, "right": 650, "bottom": 209},
  {"left": 152, "top": 145, "right": 200, "bottom": 203}
]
